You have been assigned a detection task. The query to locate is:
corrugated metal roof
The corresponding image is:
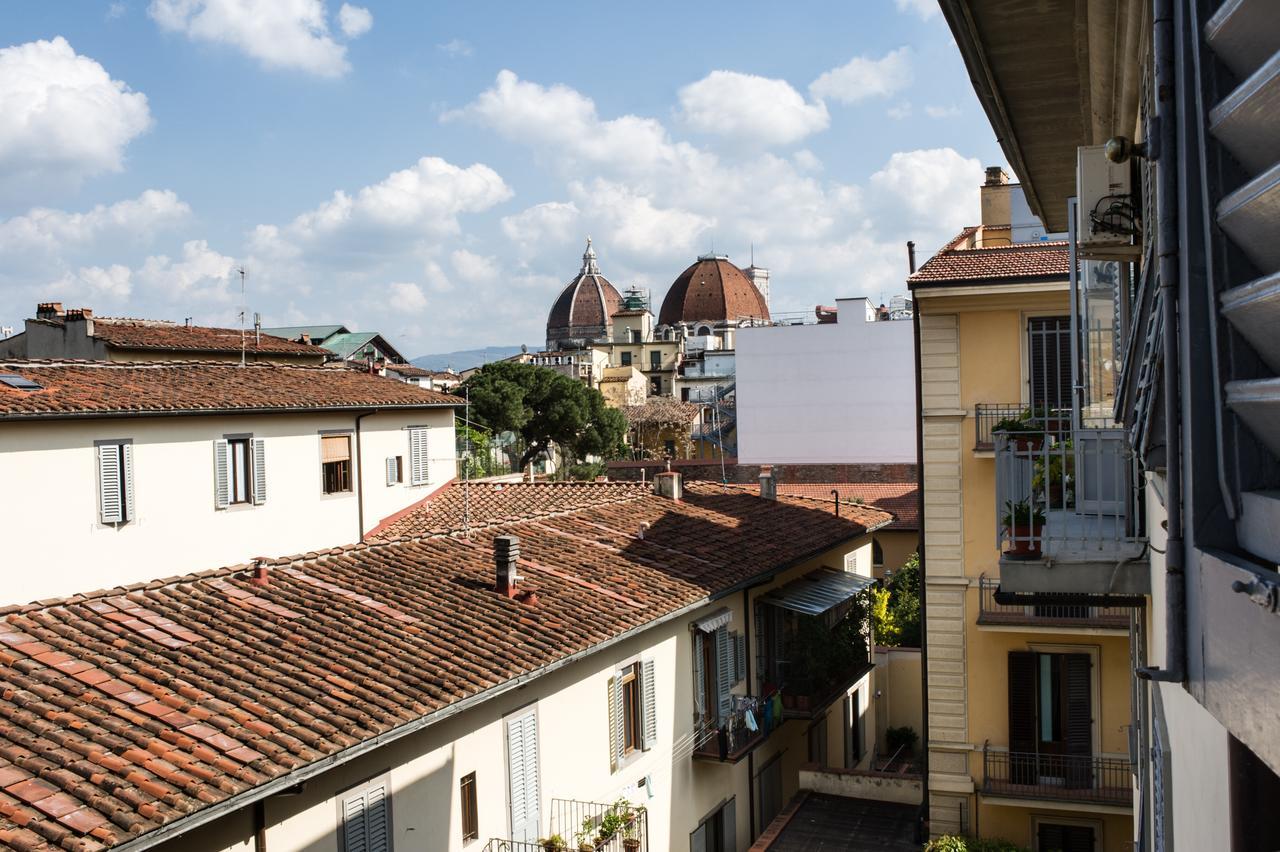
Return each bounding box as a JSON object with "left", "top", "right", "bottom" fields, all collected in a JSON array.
[{"left": 762, "top": 568, "right": 874, "bottom": 616}]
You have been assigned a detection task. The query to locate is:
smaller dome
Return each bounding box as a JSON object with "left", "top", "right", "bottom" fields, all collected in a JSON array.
[
  {"left": 658, "top": 254, "right": 770, "bottom": 326},
  {"left": 546, "top": 238, "right": 622, "bottom": 349}
]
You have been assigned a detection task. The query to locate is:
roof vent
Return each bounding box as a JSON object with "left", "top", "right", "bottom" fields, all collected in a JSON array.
[
  {"left": 758, "top": 465, "right": 777, "bottom": 501},
  {"left": 494, "top": 535, "right": 521, "bottom": 598},
  {"left": 0, "top": 374, "right": 41, "bottom": 391},
  {"left": 653, "top": 471, "right": 682, "bottom": 501},
  {"left": 35, "top": 302, "right": 63, "bottom": 320}
]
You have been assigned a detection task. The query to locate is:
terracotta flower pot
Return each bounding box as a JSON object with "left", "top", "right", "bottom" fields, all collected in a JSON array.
[
  {"left": 1012, "top": 434, "right": 1045, "bottom": 453},
  {"left": 1007, "top": 522, "right": 1044, "bottom": 557}
]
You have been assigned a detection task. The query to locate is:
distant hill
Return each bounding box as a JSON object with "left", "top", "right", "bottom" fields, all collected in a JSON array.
[{"left": 411, "top": 345, "right": 530, "bottom": 373}]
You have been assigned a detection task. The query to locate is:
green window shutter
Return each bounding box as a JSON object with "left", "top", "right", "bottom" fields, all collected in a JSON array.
[
  {"left": 641, "top": 658, "right": 657, "bottom": 751},
  {"left": 252, "top": 439, "right": 267, "bottom": 505},
  {"left": 733, "top": 631, "right": 746, "bottom": 685},
  {"left": 715, "top": 626, "right": 732, "bottom": 723},
  {"left": 213, "top": 439, "right": 230, "bottom": 509},
  {"left": 98, "top": 444, "right": 122, "bottom": 524}
]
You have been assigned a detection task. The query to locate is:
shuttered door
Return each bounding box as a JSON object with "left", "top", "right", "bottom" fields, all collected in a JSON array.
[
  {"left": 715, "top": 626, "right": 732, "bottom": 723},
  {"left": 341, "top": 777, "right": 392, "bottom": 852},
  {"left": 1008, "top": 651, "right": 1038, "bottom": 784},
  {"left": 1064, "top": 654, "right": 1093, "bottom": 789},
  {"left": 1028, "top": 316, "right": 1073, "bottom": 415},
  {"left": 506, "top": 711, "right": 540, "bottom": 841},
  {"left": 721, "top": 797, "right": 736, "bottom": 852}
]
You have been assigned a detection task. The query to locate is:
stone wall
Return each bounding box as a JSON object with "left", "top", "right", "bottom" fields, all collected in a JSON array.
[
  {"left": 606, "top": 459, "right": 917, "bottom": 484},
  {"left": 798, "top": 765, "right": 923, "bottom": 805}
]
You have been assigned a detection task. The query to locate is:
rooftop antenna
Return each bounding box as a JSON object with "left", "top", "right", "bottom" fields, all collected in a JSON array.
[
  {"left": 750, "top": 242, "right": 754, "bottom": 267},
  {"left": 463, "top": 384, "right": 472, "bottom": 539},
  {"left": 235, "top": 265, "right": 248, "bottom": 367}
]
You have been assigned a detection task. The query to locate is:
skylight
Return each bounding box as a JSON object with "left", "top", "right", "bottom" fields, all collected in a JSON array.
[{"left": 0, "top": 373, "right": 41, "bottom": 391}]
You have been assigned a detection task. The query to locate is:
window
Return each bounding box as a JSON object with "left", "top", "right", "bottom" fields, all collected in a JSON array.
[
  {"left": 339, "top": 773, "right": 392, "bottom": 852},
  {"left": 664, "top": 439, "right": 677, "bottom": 457},
  {"left": 872, "top": 539, "right": 884, "bottom": 568},
  {"left": 460, "top": 772, "right": 478, "bottom": 843},
  {"left": 609, "top": 658, "right": 656, "bottom": 771},
  {"left": 757, "top": 756, "right": 784, "bottom": 833},
  {"left": 808, "top": 714, "right": 829, "bottom": 765},
  {"left": 690, "top": 798, "right": 735, "bottom": 852},
  {"left": 215, "top": 438, "right": 266, "bottom": 508},
  {"left": 621, "top": 351, "right": 632, "bottom": 367},
  {"left": 386, "top": 456, "right": 404, "bottom": 486},
  {"left": 322, "top": 434, "right": 353, "bottom": 494},
  {"left": 1036, "top": 822, "right": 1096, "bottom": 852},
  {"left": 845, "top": 689, "right": 864, "bottom": 767},
  {"left": 1028, "top": 316, "right": 1073, "bottom": 414},
  {"left": 1008, "top": 651, "right": 1092, "bottom": 787},
  {"left": 407, "top": 427, "right": 429, "bottom": 485},
  {"left": 650, "top": 350, "right": 661, "bottom": 370},
  {"left": 96, "top": 440, "right": 134, "bottom": 525},
  {"left": 228, "top": 439, "right": 251, "bottom": 504},
  {"left": 692, "top": 622, "right": 744, "bottom": 729}
]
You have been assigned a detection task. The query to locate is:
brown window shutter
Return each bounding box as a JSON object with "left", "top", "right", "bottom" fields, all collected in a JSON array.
[
  {"left": 1064, "top": 653, "right": 1094, "bottom": 788},
  {"left": 1008, "top": 651, "right": 1037, "bottom": 784}
]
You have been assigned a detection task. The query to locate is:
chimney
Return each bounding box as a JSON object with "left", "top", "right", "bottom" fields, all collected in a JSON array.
[
  {"left": 36, "top": 302, "right": 63, "bottom": 320},
  {"left": 758, "top": 465, "right": 777, "bottom": 501},
  {"left": 494, "top": 535, "right": 521, "bottom": 598},
  {"left": 63, "top": 308, "right": 94, "bottom": 337},
  {"left": 653, "top": 471, "right": 682, "bottom": 501},
  {"left": 299, "top": 333, "right": 312, "bottom": 345},
  {"left": 906, "top": 240, "right": 917, "bottom": 274},
  {"left": 980, "top": 166, "right": 1012, "bottom": 229},
  {"left": 249, "top": 558, "right": 270, "bottom": 586}
]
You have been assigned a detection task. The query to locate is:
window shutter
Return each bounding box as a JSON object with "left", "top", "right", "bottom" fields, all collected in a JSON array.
[
  {"left": 715, "top": 626, "right": 732, "bottom": 723},
  {"left": 213, "top": 439, "right": 230, "bottom": 509},
  {"left": 733, "top": 632, "right": 746, "bottom": 685},
  {"left": 364, "top": 781, "right": 390, "bottom": 852},
  {"left": 722, "top": 798, "right": 736, "bottom": 852},
  {"left": 693, "top": 631, "right": 706, "bottom": 719},
  {"left": 1008, "top": 651, "right": 1038, "bottom": 785},
  {"left": 608, "top": 674, "right": 624, "bottom": 772},
  {"left": 1065, "top": 653, "right": 1094, "bottom": 789},
  {"left": 507, "top": 712, "right": 539, "bottom": 842},
  {"left": 252, "top": 438, "right": 267, "bottom": 505},
  {"left": 690, "top": 823, "right": 708, "bottom": 852},
  {"left": 386, "top": 457, "right": 398, "bottom": 486},
  {"left": 98, "top": 444, "right": 122, "bottom": 524},
  {"left": 341, "top": 778, "right": 392, "bottom": 852},
  {"left": 409, "top": 427, "right": 429, "bottom": 485},
  {"left": 843, "top": 695, "right": 854, "bottom": 768},
  {"left": 120, "top": 442, "right": 135, "bottom": 522},
  {"left": 641, "top": 658, "right": 657, "bottom": 751}
]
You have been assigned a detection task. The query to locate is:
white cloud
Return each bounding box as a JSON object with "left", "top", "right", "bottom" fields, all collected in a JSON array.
[
  {"left": 895, "top": 0, "right": 940, "bottom": 21},
  {"left": 137, "top": 239, "right": 237, "bottom": 300},
  {"left": 869, "top": 147, "right": 985, "bottom": 228},
  {"left": 107, "top": 2, "right": 127, "bottom": 19},
  {"left": 810, "top": 47, "right": 913, "bottom": 104},
  {"left": 44, "top": 264, "right": 134, "bottom": 301},
  {"left": 791, "top": 149, "right": 823, "bottom": 173},
  {"left": 501, "top": 201, "right": 581, "bottom": 249},
  {"left": 570, "top": 179, "right": 714, "bottom": 256},
  {"left": 887, "top": 102, "right": 913, "bottom": 120},
  {"left": 925, "top": 104, "right": 960, "bottom": 118},
  {"left": 677, "top": 71, "right": 829, "bottom": 147},
  {"left": 0, "top": 38, "right": 152, "bottom": 192},
  {"left": 388, "top": 281, "right": 427, "bottom": 312},
  {"left": 0, "top": 190, "right": 190, "bottom": 259},
  {"left": 437, "top": 39, "right": 472, "bottom": 57},
  {"left": 450, "top": 249, "right": 500, "bottom": 283},
  {"left": 337, "top": 3, "right": 372, "bottom": 37},
  {"left": 148, "top": 0, "right": 360, "bottom": 77}
]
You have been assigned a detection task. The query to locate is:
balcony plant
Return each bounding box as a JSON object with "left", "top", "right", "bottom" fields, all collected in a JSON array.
[
  {"left": 541, "top": 835, "right": 569, "bottom": 852},
  {"left": 1002, "top": 500, "right": 1046, "bottom": 557},
  {"left": 991, "top": 414, "right": 1044, "bottom": 452},
  {"left": 576, "top": 819, "right": 597, "bottom": 851},
  {"left": 621, "top": 814, "right": 641, "bottom": 852},
  {"left": 1031, "top": 439, "right": 1074, "bottom": 508}
]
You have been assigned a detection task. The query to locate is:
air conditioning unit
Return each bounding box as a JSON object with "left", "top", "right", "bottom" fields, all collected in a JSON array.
[{"left": 1077, "top": 145, "right": 1137, "bottom": 257}]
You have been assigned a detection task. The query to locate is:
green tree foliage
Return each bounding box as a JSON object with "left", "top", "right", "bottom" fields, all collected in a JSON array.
[
  {"left": 924, "top": 836, "right": 1028, "bottom": 852},
  {"left": 875, "top": 551, "right": 921, "bottom": 648},
  {"left": 459, "top": 361, "right": 627, "bottom": 470},
  {"left": 456, "top": 425, "right": 493, "bottom": 478}
]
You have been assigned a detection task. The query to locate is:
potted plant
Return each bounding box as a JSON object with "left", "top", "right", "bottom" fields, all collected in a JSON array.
[
  {"left": 541, "top": 835, "right": 569, "bottom": 852},
  {"left": 597, "top": 798, "right": 633, "bottom": 845},
  {"left": 622, "top": 816, "right": 641, "bottom": 851},
  {"left": 1002, "top": 500, "right": 1046, "bottom": 557},
  {"left": 576, "top": 819, "right": 597, "bottom": 851},
  {"left": 1031, "top": 440, "right": 1074, "bottom": 508},
  {"left": 992, "top": 415, "right": 1044, "bottom": 452}
]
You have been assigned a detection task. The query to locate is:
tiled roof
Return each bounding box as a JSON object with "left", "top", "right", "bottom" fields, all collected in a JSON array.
[
  {"left": 624, "top": 397, "right": 703, "bottom": 426},
  {"left": 384, "top": 364, "right": 443, "bottom": 379},
  {"left": 659, "top": 256, "right": 769, "bottom": 325},
  {"left": 0, "top": 481, "right": 889, "bottom": 849},
  {"left": 0, "top": 361, "right": 461, "bottom": 419},
  {"left": 35, "top": 319, "right": 323, "bottom": 357},
  {"left": 908, "top": 227, "right": 1069, "bottom": 286},
  {"left": 726, "top": 482, "right": 919, "bottom": 531}
]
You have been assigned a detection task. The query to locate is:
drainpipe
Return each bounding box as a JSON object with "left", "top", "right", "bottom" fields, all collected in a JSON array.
[
  {"left": 355, "top": 409, "right": 378, "bottom": 543},
  {"left": 1137, "top": 0, "right": 1185, "bottom": 684},
  {"left": 743, "top": 586, "right": 756, "bottom": 841},
  {"left": 254, "top": 800, "right": 266, "bottom": 852},
  {"left": 911, "top": 292, "right": 930, "bottom": 840}
]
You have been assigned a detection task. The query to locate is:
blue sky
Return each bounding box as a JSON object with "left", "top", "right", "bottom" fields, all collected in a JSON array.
[{"left": 0, "top": 0, "right": 1005, "bottom": 355}]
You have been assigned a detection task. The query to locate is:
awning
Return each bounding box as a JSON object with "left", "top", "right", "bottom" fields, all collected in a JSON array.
[
  {"left": 762, "top": 568, "right": 874, "bottom": 616},
  {"left": 692, "top": 607, "right": 733, "bottom": 633}
]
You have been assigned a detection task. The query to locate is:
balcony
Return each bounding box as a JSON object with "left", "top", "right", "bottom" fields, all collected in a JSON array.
[
  {"left": 691, "top": 692, "right": 776, "bottom": 763},
  {"left": 976, "top": 576, "right": 1134, "bottom": 631},
  {"left": 994, "top": 427, "right": 1148, "bottom": 595},
  {"left": 982, "top": 745, "right": 1133, "bottom": 808},
  {"left": 484, "top": 799, "right": 649, "bottom": 852}
]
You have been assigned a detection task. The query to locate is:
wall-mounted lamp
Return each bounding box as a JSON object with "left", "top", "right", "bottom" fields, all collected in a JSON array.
[{"left": 1105, "top": 136, "right": 1150, "bottom": 164}]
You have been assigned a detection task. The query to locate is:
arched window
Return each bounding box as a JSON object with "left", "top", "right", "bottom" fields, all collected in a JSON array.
[
  {"left": 697, "top": 325, "right": 712, "bottom": 337},
  {"left": 873, "top": 539, "right": 884, "bottom": 568}
]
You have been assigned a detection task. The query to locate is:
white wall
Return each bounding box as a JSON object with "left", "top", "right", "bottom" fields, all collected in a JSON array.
[
  {"left": 0, "top": 408, "right": 455, "bottom": 604},
  {"left": 736, "top": 297, "right": 916, "bottom": 464}
]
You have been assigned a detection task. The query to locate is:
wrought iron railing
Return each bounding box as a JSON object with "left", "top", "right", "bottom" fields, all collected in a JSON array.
[
  {"left": 982, "top": 744, "right": 1133, "bottom": 806},
  {"left": 974, "top": 403, "right": 1024, "bottom": 449},
  {"left": 994, "top": 426, "right": 1144, "bottom": 561},
  {"left": 549, "top": 798, "right": 647, "bottom": 852},
  {"left": 977, "top": 576, "right": 1132, "bottom": 628},
  {"left": 691, "top": 693, "right": 775, "bottom": 762}
]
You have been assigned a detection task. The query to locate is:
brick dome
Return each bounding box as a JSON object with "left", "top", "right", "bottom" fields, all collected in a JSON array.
[
  {"left": 658, "top": 255, "right": 769, "bottom": 326},
  {"left": 545, "top": 238, "right": 622, "bottom": 350}
]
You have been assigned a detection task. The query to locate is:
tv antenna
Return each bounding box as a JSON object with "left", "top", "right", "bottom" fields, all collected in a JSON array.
[{"left": 236, "top": 265, "right": 248, "bottom": 366}]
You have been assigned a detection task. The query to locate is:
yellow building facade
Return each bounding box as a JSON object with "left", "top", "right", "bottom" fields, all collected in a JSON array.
[{"left": 913, "top": 223, "right": 1135, "bottom": 851}]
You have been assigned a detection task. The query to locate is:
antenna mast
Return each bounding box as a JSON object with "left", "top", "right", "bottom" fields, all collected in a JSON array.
[
  {"left": 463, "top": 385, "right": 472, "bottom": 539},
  {"left": 236, "top": 265, "right": 248, "bottom": 367}
]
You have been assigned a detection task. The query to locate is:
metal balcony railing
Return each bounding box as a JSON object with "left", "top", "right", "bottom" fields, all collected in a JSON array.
[
  {"left": 691, "top": 693, "right": 776, "bottom": 762},
  {"left": 549, "top": 799, "right": 647, "bottom": 852},
  {"left": 982, "top": 745, "right": 1133, "bottom": 806},
  {"left": 994, "top": 426, "right": 1145, "bottom": 563},
  {"left": 974, "top": 403, "right": 1024, "bottom": 450},
  {"left": 976, "top": 576, "right": 1133, "bottom": 629}
]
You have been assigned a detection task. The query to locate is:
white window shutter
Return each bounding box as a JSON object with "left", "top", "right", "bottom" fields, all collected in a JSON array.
[
  {"left": 386, "top": 456, "right": 397, "bottom": 486},
  {"left": 409, "top": 427, "right": 429, "bottom": 485},
  {"left": 734, "top": 632, "right": 747, "bottom": 685},
  {"left": 715, "top": 626, "right": 732, "bottom": 723},
  {"left": 213, "top": 439, "right": 230, "bottom": 509},
  {"left": 98, "top": 444, "right": 122, "bottom": 524},
  {"left": 608, "top": 674, "right": 624, "bottom": 771},
  {"left": 121, "top": 442, "right": 135, "bottom": 522},
  {"left": 641, "top": 658, "right": 657, "bottom": 751},
  {"left": 692, "top": 631, "right": 706, "bottom": 719},
  {"left": 252, "top": 439, "right": 267, "bottom": 505},
  {"left": 843, "top": 695, "right": 854, "bottom": 768}
]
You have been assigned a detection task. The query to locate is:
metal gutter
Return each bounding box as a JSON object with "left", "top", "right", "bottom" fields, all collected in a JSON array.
[
  {"left": 108, "top": 513, "right": 880, "bottom": 850},
  {"left": 0, "top": 402, "right": 462, "bottom": 423}
]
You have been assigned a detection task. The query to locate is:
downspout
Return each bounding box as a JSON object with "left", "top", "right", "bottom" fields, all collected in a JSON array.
[
  {"left": 911, "top": 289, "right": 930, "bottom": 840},
  {"left": 1138, "top": 0, "right": 1185, "bottom": 684},
  {"left": 355, "top": 409, "right": 378, "bottom": 543},
  {"left": 253, "top": 800, "right": 266, "bottom": 852},
  {"left": 743, "top": 586, "right": 756, "bottom": 841}
]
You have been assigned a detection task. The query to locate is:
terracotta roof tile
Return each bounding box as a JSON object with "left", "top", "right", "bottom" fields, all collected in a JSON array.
[
  {"left": 0, "top": 481, "right": 888, "bottom": 848},
  {"left": 771, "top": 483, "right": 919, "bottom": 531},
  {"left": 0, "top": 361, "right": 460, "bottom": 419},
  {"left": 623, "top": 397, "right": 702, "bottom": 426},
  {"left": 32, "top": 319, "right": 321, "bottom": 357},
  {"left": 908, "top": 227, "right": 1069, "bottom": 286}
]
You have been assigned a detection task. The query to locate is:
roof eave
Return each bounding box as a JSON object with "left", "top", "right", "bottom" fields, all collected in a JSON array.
[{"left": 0, "top": 401, "right": 463, "bottom": 422}]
